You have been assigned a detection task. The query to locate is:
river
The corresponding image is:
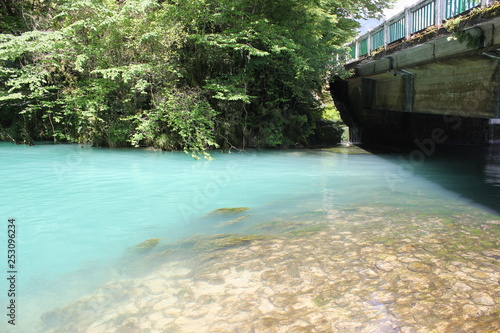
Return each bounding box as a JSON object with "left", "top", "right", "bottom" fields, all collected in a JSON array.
[{"left": 0, "top": 142, "right": 498, "bottom": 332}]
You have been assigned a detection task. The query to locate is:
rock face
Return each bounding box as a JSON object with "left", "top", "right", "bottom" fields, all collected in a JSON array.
[{"left": 40, "top": 201, "right": 500, "bottom": 333}]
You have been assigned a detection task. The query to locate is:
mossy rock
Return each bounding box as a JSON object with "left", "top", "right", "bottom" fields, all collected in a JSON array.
[
  {"left": 211, "top": 234, "right": 266, "bottom": 249},
  {"left": 176, "top": 233, "right": 266, "bottom": 252},
  {"left": 286, "top": 224, "right": 328, "bottom": 237},
  {"left": 250, "top": 220, "right": 308, "bottom": 234},
  {"left": 312, "top": 294, "right": 334, "bottom": 307},
  {"left": 190, "top": 233, "right": 266, "bottom": 251},
  {"left": 132, "top": 238, "right": 161, "bottom": 252},
  {"left": 142, "top": 248, "right": 176, "bottom": 262},
  {"left": 209, "top": 207, "right": 249, "bottom": 215},
  {"left": 217, "top": 215, "right": 251, "bottom": 228},
  {"left": 295, "top": 210, "right": 327, "bottom": 219},
  {"left": 173, "top": 234, "right": 210, "bottom": 250}
]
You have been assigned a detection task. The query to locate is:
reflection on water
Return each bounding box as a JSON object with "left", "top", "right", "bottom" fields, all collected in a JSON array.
[
  {"left": 485, "top": 146, "right": 500, "bottom": 186},
  {"left": 0, "top": 143, "right": 499, "bottom": 332}
]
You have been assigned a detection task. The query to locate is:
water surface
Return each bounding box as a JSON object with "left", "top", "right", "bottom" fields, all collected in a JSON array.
[{"left": 0, "top": 142, "right": 498, "bottom": 332}]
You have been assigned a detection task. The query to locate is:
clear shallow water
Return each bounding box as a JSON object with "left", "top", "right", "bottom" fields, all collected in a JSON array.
[{"left": 0, "top": 142, "right": 499, "bottom": 332}]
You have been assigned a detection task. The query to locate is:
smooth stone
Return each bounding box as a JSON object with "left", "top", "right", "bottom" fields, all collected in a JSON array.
[
  {"left": 445, "top": 265, "right": 457, "bottom": 272},
  {"left": 371, "top": 291, "right": 396, "bottom": 304},
  {"left": 432, "top": 304, "right": 455, "bottom": 318},
  {"left": 400, "top": 257, "right": 419, "bottom": 263},
  {"left": 375, "top": 261, "right": 394, "bottom": 272},
  {"left": 163, "top": 307, "right": 183, "bottom": 317},
  {"left": 407, "top": 262, "right": 432, "bottom": 273},
  {"left": 359, "top": 268, "right": 379, "bottom": 278},
  {"left": 184, "top": 307, "right": 209, "bottom": 319},
  {"left": 423, "top": 245, "right": 443, "bottom": 253},
  {"left": 398, "top": 245, "right": 417, "bottom": 253},
  {"left": 335, "top": 321, "right": 363, "bottom": 331},
  {"left": 453, "top": 282, "right": 472, "bottom": 291},
  {"left": 471, "top": 271, "right": 490, "bottom": 279},
  {"left": 481, "top": 249, "right": 499, "bottom": 259},
  {"left": 143, "top": 279, "right": 167, "bottom": 295},
  {"left": 470, "top": 292, "right": 495, "bottom": 306},
  {"left": 384, "top": 255, "right": 398, "bottom": 262},
  {"left": 462, "top": 304, "right": 484, "bottom": 319},
  {"left": 422, "top": 238, "right": 446, "bottom": 244}
]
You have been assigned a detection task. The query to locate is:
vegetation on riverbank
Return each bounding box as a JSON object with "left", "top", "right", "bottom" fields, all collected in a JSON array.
[{"left": 0, "top": 0, "right": 387, "bottom": 155}]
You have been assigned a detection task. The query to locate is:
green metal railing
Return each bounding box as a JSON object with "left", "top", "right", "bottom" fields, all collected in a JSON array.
[
  {"left": 346, "top": 0, "right": 490, "bottom": 60},
  {"left": 389, "top": 18, "right": 406, "bottom": 43},
  {"left": 359, "top": 39, "right": 368, "bottom": 56},
  {"left": 371, "top": 30, "right": 385, "bottom": 50},
  {"left": 349, "top": 44, "right": 356, "bottom": 59},
  {"left": 445, "top": 0, "right": 480, "bottom": 19},
  {"left": 413, "top": 1, "right": 435, "bottom": 33}
]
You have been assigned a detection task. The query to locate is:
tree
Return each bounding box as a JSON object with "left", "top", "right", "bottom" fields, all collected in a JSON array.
[{"left": 0, "top": 0, "right": 389, "bottom": 154}]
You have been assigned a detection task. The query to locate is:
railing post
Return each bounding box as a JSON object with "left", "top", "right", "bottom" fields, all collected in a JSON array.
[
  {"left": 355, "top": 40, "right": 360, "bottom": 60},
  {"left": 481, "top": 0, "right": 491, "bottom": 7},
  {"left": 435, "top": 0, "right": 446, "bottom": 25},
  {"left": 367, "top": 32, "right": 372, "bottom": 53},
  {"left": 405, "top": 8, "right": 413, "bottom": 39},
  {"left": 384, "top": 22, "right": 390, "bottom": 48}
]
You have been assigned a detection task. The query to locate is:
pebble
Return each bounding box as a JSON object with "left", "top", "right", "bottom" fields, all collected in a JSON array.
[
  {"left": 470, "top": 292, "right": 495, "bottom": 306},
  {"left": 471, "top": 271, "right": 490, "bottom": 280},
  {"left": 407, "top": 262, "right": 432, "bottom": 273},
  {"left": 375, "top": 261, "right": 394, "bottom": 272},
  {"left": 462, "top": 304, "right": 484, "bottom": 319},
  {"left": 39, "top": 203, "right": 500, "bottom": 333},
  {"left": 359, "top": 268, "right": 379, "bottom": 278},
  {"left": 371, "top": 291, "right": 396, "bottom": 304},
  {"left": 422, "top": 238, "right": 446, "bottom": 244},
  {"left": 453, "top": 282, "right": 472, "bottom": 291}
]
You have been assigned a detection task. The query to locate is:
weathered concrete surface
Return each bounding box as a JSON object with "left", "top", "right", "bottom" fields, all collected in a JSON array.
[
  {"left": 333, "top": 16, "right": 500, "bottom": 145},
  {"left": 491, "top": 118, "right": 500, "bottom": 144},
  {"left": 353, "top": 109, "right": 490, "bottom": 145}
]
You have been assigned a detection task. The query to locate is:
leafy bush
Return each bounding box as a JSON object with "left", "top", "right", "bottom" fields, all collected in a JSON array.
[{"left": 0, "top": 0, "right": 387, "bottom": 154}]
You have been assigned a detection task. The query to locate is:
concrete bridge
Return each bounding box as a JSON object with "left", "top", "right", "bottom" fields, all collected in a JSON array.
[{"left": 331, "top": 0, "right": 500, "bottom": 145}]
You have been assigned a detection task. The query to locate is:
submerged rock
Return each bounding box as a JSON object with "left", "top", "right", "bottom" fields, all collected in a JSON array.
[
  {"left": 407, "top": 262, "right": 432, "bottom": 273},
  {"left": 216, "top": 215, "right": 251, "bottom": 228},
  {"left": 470, "top": 292, "right": 495, "bottom": 306},
  {"left": 209, "top": 207, "right": 249, "bottom": 215},
  {"left": 375, "top": 261, "right": 394, "bottom": 272},
  {"left": 131, "top": 238, "right": 161, "bottom": 252},
  {"left": 483, "top": 249, "right": 500, "bottom": 259},
  {"left": 40, "top": 200, "right": 500, "bottom": 333},
  {"left": 204, "top": 234, "right": 266, "bottom": 250},
  {"left": 471, "top": 270, "right": 491, "bottom": 280}
]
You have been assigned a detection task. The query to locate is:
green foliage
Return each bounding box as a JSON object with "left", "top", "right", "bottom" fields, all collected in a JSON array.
[
  {"left": 454, "top": 30, "right": 483, "bottom": 49},
  {"left": 322, "top": 103, "right": 342, "bottom": 122},
  {"left": 130, "top": 88, "right": 219, "bottom": 158},
  {"left": 0, "top": 0, "right": 53, "bottom": 33},
  {"left": 0, "top": 0, "right": 389, "bottom": 153},
  {"left": 443, "top": 16, "right": 463, "bottom": 32}
]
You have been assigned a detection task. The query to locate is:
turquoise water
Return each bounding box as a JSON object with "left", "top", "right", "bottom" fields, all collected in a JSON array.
[{"left": 0, "top": 142, "right": 499, "bottom": 332}]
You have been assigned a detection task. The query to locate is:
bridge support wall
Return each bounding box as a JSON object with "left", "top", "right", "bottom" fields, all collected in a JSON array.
[{"left": 332, "top": 16, "right": 500, "bottom": 146}]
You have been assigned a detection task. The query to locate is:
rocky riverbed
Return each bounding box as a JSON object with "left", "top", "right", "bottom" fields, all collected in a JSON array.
[{"left": 40, "top": 198, "right": 500, "bottom": 332}]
